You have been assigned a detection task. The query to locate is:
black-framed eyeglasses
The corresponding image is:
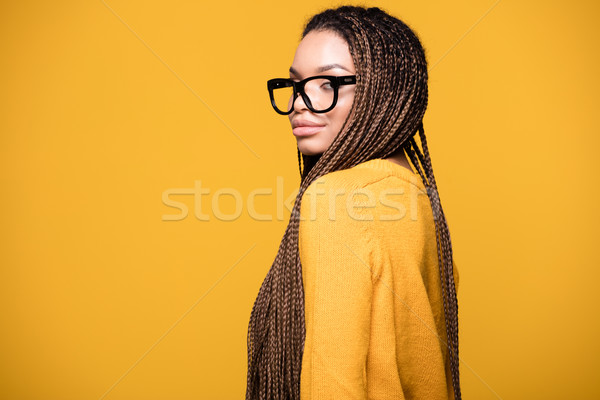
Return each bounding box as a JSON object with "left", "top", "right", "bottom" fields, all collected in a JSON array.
[{"left": 267, "top": 75, "right": 357, "bottom": 115}]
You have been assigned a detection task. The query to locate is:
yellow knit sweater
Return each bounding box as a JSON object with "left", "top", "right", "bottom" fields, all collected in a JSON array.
[{"left": 298, "top": 158, "right": 459, "bottom": 400}]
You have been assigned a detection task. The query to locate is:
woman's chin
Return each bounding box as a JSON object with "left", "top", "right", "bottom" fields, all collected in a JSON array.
[
  {"left": 297, "top": 140, "right": 326, "bottom": 156},
  {"left": 298, "top": 148, "right": 323, "bottom": 156}
]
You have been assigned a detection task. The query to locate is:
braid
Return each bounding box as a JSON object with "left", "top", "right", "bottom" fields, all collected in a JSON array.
[
  {"left": 404, "top": 126, "right": 461, "bottom": 398},
  {"left": 247, "top": 6, "right": 461, "bottom": 399},
  {"left": 418, "top": 125, "right": 460, "bottom": 397},
  {"left": 296, "top": 147, "right": 302, "bottom": 178},
  {"left": 405, "top": 136, "right": 428, "bottom": 185}
]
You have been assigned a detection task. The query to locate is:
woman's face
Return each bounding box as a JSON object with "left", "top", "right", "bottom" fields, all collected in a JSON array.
[{"left": 288, "top": 30, "right": 356, "bottom": 156}]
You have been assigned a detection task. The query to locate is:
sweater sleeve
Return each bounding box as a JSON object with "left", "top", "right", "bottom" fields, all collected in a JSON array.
[{"left": 298, "top": 178, "right": 378, "bottom": 400}]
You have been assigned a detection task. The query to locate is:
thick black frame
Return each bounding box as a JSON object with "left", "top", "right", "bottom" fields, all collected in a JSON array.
[{"left": 267, "top": 75, "right": 357, "bottom": 115}]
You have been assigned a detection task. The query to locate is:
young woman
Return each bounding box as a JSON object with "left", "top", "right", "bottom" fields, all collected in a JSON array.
[{"left": 247, "top": 6, "right": 460, "bottom": 400}]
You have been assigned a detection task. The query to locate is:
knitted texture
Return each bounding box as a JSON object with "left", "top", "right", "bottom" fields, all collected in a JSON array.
[{"left": 298, "top": 158, "right": 459, "bottom": 400}]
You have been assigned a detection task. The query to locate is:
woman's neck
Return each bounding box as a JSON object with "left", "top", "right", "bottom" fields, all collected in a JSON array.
[{"left": 384, "top": 148, "right": 413, "bottom": 172}]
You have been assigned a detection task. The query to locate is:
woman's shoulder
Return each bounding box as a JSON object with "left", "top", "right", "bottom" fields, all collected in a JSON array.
[
  {"left": 305, "top": 158, "right": 425, "bottom": 194},
  {"left": 300, "top": 158, "right": 429, "bottom": 225}
]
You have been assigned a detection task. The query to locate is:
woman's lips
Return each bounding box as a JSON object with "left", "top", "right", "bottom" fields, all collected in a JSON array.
[{"left": 292, "top": 125, "right": 325, "bottom": 137}]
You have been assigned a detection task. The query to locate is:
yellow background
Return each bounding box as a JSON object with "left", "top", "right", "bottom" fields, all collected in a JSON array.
[{"left": 1, "top": 0, "right": 598, "bottom": 398}]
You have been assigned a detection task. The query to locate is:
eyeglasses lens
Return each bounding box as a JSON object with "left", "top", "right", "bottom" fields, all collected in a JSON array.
[{"left": 272, "top": 78, "right": 335, "bottom": 113}]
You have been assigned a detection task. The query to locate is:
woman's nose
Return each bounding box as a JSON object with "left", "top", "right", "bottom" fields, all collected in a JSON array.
[{"left": 292, "top": 91, "right": 309, "bottom": 113}]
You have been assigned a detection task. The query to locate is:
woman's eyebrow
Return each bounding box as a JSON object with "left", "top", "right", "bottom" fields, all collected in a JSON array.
[{"left": 289, "top": 63, "right": 352, "bottom": 76}]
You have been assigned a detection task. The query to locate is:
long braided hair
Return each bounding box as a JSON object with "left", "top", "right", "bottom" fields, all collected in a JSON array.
[{"left": 246, "top": 6, "right": 460, "bottom": 399}]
